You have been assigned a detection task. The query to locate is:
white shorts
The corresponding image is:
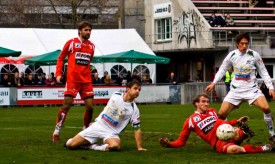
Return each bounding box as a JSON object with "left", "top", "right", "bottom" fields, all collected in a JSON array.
[
  {"left": 78, "top": 122, "right": 120, "bottom": 144},
  {"left": 224, "top": 87, "right": 264, "bottom": 106}
]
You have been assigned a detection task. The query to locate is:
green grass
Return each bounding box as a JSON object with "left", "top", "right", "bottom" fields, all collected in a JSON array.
[{"left": 1, "top": 103, "right": 275, "bottom": 163}]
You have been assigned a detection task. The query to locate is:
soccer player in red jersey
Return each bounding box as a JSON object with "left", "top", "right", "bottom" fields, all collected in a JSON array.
[
  {"left": 160, "top": 94, "right": 273, "bottom": 154},
  {"left": 52, "top": 21, "right": 95, "bottom": 142}
]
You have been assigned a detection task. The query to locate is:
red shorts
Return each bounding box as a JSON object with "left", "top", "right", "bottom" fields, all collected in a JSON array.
[
  {"left": 215, "top": 139, "right": 235, "bottom": 153},
  {"left": 64, "top": 82, "right": 94, "bottom": 99}
]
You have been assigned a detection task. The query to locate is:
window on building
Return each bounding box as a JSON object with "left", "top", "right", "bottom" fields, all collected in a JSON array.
[
  {"left": 0, "top": 64, "right": 19, "bottom": 79},
  {"left": 133, "top": 65, "right": 150, "bottom": 79},
  {"left": 90, "top": 65, "right": 97, "bottom": 77},
  {"left": 25, "top": 65, "right": 43, "bottom": 76},
  {"left": 110, "top": 65, "right": 127, "bottom": 80},
  {"left": 155, "top": 17, "right": 172, "bottom": 42}
]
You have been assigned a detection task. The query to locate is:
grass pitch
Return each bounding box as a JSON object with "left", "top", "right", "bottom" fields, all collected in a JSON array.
[{"left": 1, "top": 103, "right": 275, "bottom": 164}]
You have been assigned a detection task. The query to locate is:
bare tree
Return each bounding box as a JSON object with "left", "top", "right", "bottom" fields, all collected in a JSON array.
[
  {"left": 0, "top": 0, "right": 120, "bottom": 28},
  {"left": 46, "top": 0, "right": 118, "bottom": 28}
]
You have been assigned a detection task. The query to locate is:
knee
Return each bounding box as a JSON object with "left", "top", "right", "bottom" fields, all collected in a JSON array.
[
  {"left": 107, "top": 143, "right": 120, "bottom": 151},
  {"left": 65, "top": 139, "right": 78, "bottom": 149},
  {"left": 218, "top": 113, "right": 226, "bottom": 120}
]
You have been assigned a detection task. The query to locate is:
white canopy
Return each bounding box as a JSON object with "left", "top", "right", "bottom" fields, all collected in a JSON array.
[{"left": 0, "top": 28, "right": 156, "bottom": 82}]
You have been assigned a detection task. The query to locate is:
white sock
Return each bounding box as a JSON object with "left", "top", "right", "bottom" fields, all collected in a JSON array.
[
  {"left": 262, "top": 145, "right": 271, "bottom": 152},
  {"left": 264, "top": 112, "right": 275, "bottom": 136},
  {"left": 90, "top": 144, "right": 108, "bottom": 151}
]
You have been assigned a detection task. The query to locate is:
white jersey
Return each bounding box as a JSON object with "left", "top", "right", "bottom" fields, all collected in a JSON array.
[
  {"left": 213, "top": 49, "right": 274, "bottom": 91},
  {"left": 94, "top": 92, "right": 140, "bottom": 134}
]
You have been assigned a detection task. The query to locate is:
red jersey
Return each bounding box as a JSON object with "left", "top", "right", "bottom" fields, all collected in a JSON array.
[
  {"left": 56, "top": 37, "right": 95, "bottom": 83},
  {"left": 169, "top": 108, "right": 237, "bottom": 148}
]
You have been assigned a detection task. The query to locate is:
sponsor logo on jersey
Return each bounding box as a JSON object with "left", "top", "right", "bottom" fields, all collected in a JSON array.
[
  {"left": 197, "top": 116, "right": 216, "bottom": 130},
  {"left": 75, "top": 43, "right": 81, "bottom": 48},
  {"left": 193, "top": 116, "right": 201, "bottom": 122},
  {"left": 102, "top": 113, "right": 119, "bottom": 126},
  {"left": 75, "top": 52, "right": 91, "bottom": 65}
]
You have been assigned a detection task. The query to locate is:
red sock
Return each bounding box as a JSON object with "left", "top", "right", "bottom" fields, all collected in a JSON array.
[
  {"left": 243, "top": 144, "right": 264, "bottom": 153},
  {"left": 84, "top": 109, "right": 93, "bottom": 128},
  {"left": 55, "top": 109, "right": 68, "bottom": 131}
]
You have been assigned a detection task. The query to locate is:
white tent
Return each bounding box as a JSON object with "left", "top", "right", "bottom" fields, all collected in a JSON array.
[{"left": 0, "top": 28, "right": 156, "bottom": 82}]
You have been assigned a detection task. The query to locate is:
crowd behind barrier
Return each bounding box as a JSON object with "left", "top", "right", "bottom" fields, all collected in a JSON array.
[{"left": 1, "top": 76, "right": 272, "bottom": 107}]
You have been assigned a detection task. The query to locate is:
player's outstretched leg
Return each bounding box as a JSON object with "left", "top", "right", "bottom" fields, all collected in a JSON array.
[{"left": 52, "top": 108, "right": 69, "bottom": 142}]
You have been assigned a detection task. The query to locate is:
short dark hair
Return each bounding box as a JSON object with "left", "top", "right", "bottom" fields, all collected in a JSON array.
[
  {"left": 126, "top": 79, "right": 141, "bottom": 88},
  {"left": 235, "top": 33, "right": 250, "bottom": 44},
  {"left": 192, "top": 94, "right": 209, "bottom": 107},
  {"left": 78, "top": 21, "right": 92, "bottom": 31}
]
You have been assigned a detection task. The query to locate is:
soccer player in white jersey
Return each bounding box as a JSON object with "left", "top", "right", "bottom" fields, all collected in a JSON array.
[
  {"left": 205, "top": 33, "right": 275, "bottom": 143},
  {"left": 65, "top": 80, "right": 146, "bottom": 151}
]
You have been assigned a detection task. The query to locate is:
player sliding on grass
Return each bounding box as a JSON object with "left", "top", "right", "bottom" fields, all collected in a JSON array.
[
  {"left": 160, "top": 94, "right": 274, "bottom": 154},
  {"left": 65, "top": 80, "right": 146, "bottom": 151},
  {"left": 52, "top": 21, "right": 95, "bottom": 142}
]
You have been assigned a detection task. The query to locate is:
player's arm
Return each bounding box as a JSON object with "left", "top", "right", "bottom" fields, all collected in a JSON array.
[
  {"left": 160, "top": 120, "right": 191, "bottom": 148},
  {"left": 254, "top": 53, "right": 275, "bottom": 97},
  {"left": 206, "top": 53, "right": 232, "bottom": 92},
  {"left": 131, "top": 106, "right": 146, "bottom": 151},
  {"left": 134, "top": 128, "right": 146, "bottom": 151},
  {"left": 56, "top": 40, "right": 71, "bottom": 83}
]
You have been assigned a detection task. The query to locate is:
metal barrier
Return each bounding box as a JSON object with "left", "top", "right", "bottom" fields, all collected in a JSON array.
[{"left": 181, "top": 82, "right": 226, "bottom": 104}]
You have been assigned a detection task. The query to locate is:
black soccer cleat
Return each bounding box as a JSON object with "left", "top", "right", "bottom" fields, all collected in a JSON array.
[{"left": 236, "top": 121, "right": 254, "bottom": 139}]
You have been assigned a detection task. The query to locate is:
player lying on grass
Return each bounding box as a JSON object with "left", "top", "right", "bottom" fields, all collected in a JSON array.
[
  {"left": 65, "top": 80, "right": 146, "bottom": 151},
  {"left": 160, "top": 94, "right": 274, "bottom": 154}
]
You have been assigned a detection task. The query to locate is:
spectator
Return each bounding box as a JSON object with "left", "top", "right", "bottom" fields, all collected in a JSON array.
[
  {"left": 1, "top": 74, "right": 12, "bottom": 87},
  {"left": 11, "top": 72, "right": 23, "bottom": 87},
  {"left": 132, "top": 71, "right": 141, "bottom": 82},
  {"left": 92, "top": 72, "right": 101, "bottom": 85},
  {"left": 35, "top": 73, "right": 46, "bottom": 86},
  {"left": 208, "top": 13, "right": 217, "bottom": 27},
  {"left": 41, "top": 73, "right": 46, "bottom": 81},
  {"left": 24, "top": 74, "right": 35, "bottom": 86},
  {"left": 45, "top": 74, "right": 56, "bottom": 86},
  {"left": 224, "top": 67, "right": 234, "bottom": 93},
  {"left": 115, "top": 74, "right": 124, "bottom": 86},
  {"left": 225, "top": 14, "right": 235, "bottom": 26},
  {"left": 166, "top": 72, "right": 178, "bottom": 85},
  {"left": 101, "top": 71, "right": 108, "bottom": 84},
  {"left": 216, "top": 14, "right": 226, "bottom": 27},
  {"left": 103, "top": 74, "right": 114, "bottom": 85},
  {"left": 125, "top": 70, "right": 133, "bottom": 83},
  {"left": 141, "top": 75, "right": 152, "bottom": 84},
  {"left": 20, "top": 72, "right": 25, "bottom": 85},
  {"left": 225, "top": 14, "right": 236, "bottom": 35},
  {"left": 249, "top": 0, "right": 258, "bottom": 7},
  {"left": 51, "top": 72, "right": 56, "bottom": 81}
]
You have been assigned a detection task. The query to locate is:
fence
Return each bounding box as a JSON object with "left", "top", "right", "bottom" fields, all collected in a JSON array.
[{"left": 181, "top": 82, "right": 227, "bottom": 104}]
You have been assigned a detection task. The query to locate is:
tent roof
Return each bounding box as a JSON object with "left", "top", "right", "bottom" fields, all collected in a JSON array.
[{"left": 0, "top": 28, "right": 155, "bottom": 57}]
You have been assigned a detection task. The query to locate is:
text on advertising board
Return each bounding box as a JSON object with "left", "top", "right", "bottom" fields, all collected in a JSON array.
[{"left": 22, "top": 91, "right": 42, "bottom": 98}]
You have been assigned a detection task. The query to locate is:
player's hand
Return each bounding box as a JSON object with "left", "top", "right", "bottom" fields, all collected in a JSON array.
[
  {"left": 205, "top": 83, "right": 215, "bottom": 92},
  {"left": 56, "top": 76, "right": 61, "bottom": 83},
  {"left": 159, "top": 137, "right": 171, "bottom": 148},
  {"left": 238, "top": 116, "right": 249, "bottom": 123},
  {"left": 138, "top": 147, "right": 147, "bottom": 151},
  {"left": 269, "top": 89, "right": 275, "bottom": 99}
]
